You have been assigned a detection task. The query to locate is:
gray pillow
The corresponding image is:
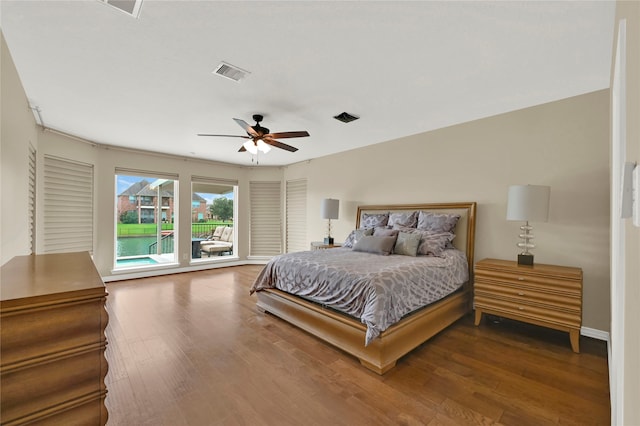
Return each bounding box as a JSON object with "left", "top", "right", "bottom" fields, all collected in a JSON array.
[
  {"left": 417, "top": 211, "right": 460, "bottom": 233},
  {"left": 392, "top": 226, "right": 455, "bottom": 256},
  {"left": 394, "top": 232, "right": 421, "bottom": 256},
  {"left": 352, "top": 235, "right": 396, "bottom": 255},
  {"left": 373, "top": 227, "right": 399, "bottom": 238},
  {"left": 342, "top": 228, "right": 374, "bottom": 248},
  {"left": 359, "top": 212, "right": 389, "bottom": 229},
  {"left": 387, "top": 211, "right": 418, "bottom": 228}
]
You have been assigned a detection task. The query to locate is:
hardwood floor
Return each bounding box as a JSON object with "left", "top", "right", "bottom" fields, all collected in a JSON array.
[{"left": 104, "top": 265, "right": 609, "bottom": 425}]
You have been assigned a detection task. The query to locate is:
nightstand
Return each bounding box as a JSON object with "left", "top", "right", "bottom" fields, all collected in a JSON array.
[
  {"left": 310, "top": 242, "right": 342, "bottom": 250},
  {"left": 474, "top": 258, "right": 583, "bottom": 353}
]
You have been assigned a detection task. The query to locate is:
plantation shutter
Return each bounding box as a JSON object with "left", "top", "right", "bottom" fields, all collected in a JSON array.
[
  {"left": 249, "top": 181, "right": 282, "bottom": 257},
  {"left": 28, "top": 144, "right": 36, "bottom": 253},
  {"left": 286, "top": 179, "right": 307, "bottom": 252},
  {"left": 43, "top": 155, "right": 94, "bottom": 253}
]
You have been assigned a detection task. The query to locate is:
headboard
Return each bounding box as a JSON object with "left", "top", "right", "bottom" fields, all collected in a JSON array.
[{"left": 355, "top": 202, "right": 477, "bottom": 273}]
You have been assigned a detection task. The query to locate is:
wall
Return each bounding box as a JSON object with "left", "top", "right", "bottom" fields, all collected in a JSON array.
[
  {"left": 285, "top": 90, "right": 611, "bottom": 333},
  {"left": 614, "top": 2, "right": 640, "bottom": 425},
  {"left": 0, "top": 32, "right": 39, "bottom": 266}
]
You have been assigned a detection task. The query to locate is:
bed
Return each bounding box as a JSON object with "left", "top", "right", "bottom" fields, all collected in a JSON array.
[{"left": 250, "top": 202, "right": 476, "bottom": 374}]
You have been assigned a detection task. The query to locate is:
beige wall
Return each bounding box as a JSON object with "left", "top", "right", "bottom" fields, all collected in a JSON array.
[
  {"left": 1, "top": 32, "right": 39, "bottom": 266},
  {"left": 285, "top": 90, "right": 611, "bottom": 332},
  {"left": 614, "top": 2, "right": 640, "bottom": 424}
]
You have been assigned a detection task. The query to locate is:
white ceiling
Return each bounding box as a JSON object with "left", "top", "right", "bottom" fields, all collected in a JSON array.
[{"left": 1, "top": 1, "right": 615, "bottom": 167}]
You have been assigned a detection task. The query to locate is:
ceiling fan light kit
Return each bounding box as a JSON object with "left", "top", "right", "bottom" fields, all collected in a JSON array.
[{"left": 198, "top": 114, "right": 310, "bottom": 160}]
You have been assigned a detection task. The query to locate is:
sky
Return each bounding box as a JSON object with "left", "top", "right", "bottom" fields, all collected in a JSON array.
[{"left": 117, "top": 175, "right": 233, "bottom": 205}]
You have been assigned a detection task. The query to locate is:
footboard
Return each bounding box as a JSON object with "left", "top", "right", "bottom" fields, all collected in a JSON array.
[{"left": 257, "top": 285, "right": 470, "bottom": 374}]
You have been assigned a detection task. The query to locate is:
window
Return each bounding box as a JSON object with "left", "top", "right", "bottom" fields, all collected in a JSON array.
[
  {"left": 286, "top": 179, "right": 307, "bottom": 252},
  {"left": 191, "top": 176, "right": 238, "bottom": 261},
  {"left": 249, "top": 181, "right": 282, "bottom": 257},
  {"left": 43, "top": 155, "right": 93, "bottom": 253},
  {"left": 114, "top": 170, "right": 178, "bottom": 269}
]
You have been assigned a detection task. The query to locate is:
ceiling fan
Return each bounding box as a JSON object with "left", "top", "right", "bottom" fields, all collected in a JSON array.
[{"left": 198, "top": 114, "right": 310, "bottom": 153}]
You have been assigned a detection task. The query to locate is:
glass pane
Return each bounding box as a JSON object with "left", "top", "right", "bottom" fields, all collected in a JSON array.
[
  {"left": 115, "top": 174, "right": 177, "bottom": 268},
  {"left": 191, "top": 181, "right": 236, "bottom": 260}
]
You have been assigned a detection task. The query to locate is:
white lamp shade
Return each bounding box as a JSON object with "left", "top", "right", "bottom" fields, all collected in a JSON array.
[
  {"left": 243, "top": 140, "right": 258, "bottom": 154},
  {"left": 256, "top": 139, "right": 271, "bottom": 153},
  {"left": 320, "top": 198, "right": 339, "bottom": 220},
  {"left": 506, "top": 185, "right": 550, "bottom": 222}
]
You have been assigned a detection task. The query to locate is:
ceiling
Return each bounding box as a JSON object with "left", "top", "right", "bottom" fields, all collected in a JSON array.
[{"left": 1, "top": 1, "right": 615, "bottom": 167}]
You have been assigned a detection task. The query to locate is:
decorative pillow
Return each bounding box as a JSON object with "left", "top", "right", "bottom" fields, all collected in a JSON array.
[
  {"left": 417, "top": 211, "right": 461, "bottom": 233},
  {"left": 352, "top": 235, "right": 396, "bottom": 255},
  {"left": 392, "top": 226, "right": 455, "bottom": 256},
  {"left": 387, "top": 211, "right": 418, "bottom": 228},
  {"left": 394, "top": 232, "right": 421, "bottom": 256},
  {"left": 416, "top": 232, "right": 456, "bottom": 256},
  {"left": 342, "top": 228, "right": 374, "bottom": 248},
  {"left": 359, "top": 212, "right": 389, "bottom": 229},
  {"left": 373, "top": 227, "right": 399, "bottom": 238}
]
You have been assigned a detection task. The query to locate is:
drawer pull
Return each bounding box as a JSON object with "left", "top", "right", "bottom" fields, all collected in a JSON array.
[
  {"left": 518, "top": 292, "right": 525, "bottom": 296},
  {"left": 518, "top": 306, "right": 525, "bottom": 310},
  {"left": 517, "top": 277, "right": 525, "bottom": 281}
]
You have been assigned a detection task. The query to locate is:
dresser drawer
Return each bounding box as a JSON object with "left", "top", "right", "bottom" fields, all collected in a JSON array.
[
  {"left": 474, "top": 295, "right": 582, "bottom": 328},
  {"left": 474, "top": 281, "right": 582, "bottom": 311}
]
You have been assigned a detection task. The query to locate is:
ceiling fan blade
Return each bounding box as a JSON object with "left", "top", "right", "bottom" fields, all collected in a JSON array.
[
  {"left": 266, "top": 131, "right": 310, "bottom": 139},
  {"left": 197, "top": 134, "right": 250, "bottom": 139},
  {"left": 263, "top": 138, "right": 298, "bottom": 152},
  {"left": 233, "top": 118, "right": 260, "bottom": 137}
]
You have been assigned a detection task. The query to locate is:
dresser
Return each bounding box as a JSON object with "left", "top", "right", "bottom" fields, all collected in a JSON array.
[
  {"left": 474, "top": 258, "right": 582, "bottom": 353},
  {"left": 0, "top": 252, "right": 109, "bottom": 425}
]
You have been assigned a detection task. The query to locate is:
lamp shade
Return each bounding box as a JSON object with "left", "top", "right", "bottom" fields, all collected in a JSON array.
[
  {"left": 507, "top": 185, "right": 550, "bottom": 222},
  {"left": 320, "top": 198, "right": 339, "bottom": 220}
]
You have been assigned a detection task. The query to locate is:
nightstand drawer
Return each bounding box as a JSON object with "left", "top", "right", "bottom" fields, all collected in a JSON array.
[
  {"left": 475, "top": 269, "right": 581, "bottom": 295},
  {"left": 474, "top": 295, "right": 582, "bottom": 328},
  {"left": 474, "top": 281, "right": 581, "bottom": 310},
  {"left": 474, "top": 282, "right": 582, "bottom": 313}
]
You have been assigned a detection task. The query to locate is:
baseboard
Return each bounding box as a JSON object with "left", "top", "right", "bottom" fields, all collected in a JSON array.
[{"left": 580, "top": 326, "right": 610, "bottom": 342}]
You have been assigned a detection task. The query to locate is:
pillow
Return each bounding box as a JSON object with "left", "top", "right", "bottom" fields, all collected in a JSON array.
[
  {"left": 352, "top": 235, "right": 396, "bottom": 255},
  {"left": 359, "top": 212, "right": 389, "bottom": 229},
  {"left": 387, "top": 211, "right": 418, "bottom": 228},
  {"left": 373, "top": 227, "right": 399, "bottom": 238},
  {"left": 417, "top": 211, "right": 461, "bottom": 233},
  {"left": 392, "top": 226, "right": 455, "bottom": 256},
  {"left": 416, "top": 232, "right": 456, "bottom": 257},
  {"left": 393, "top": 232, "right": 421, "bottom": 256},
  {"left": 342, "top": 228, "right": 374, "bottom": 248}
]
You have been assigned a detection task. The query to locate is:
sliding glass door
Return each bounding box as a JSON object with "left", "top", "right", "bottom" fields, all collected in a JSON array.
[{"left": 114, "top": 172, "right": 177, "bottom": 268}]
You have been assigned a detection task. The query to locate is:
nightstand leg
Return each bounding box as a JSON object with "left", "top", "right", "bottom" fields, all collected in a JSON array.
[
  {"left": 569, "top": 329, "right": 580, "bottom": 353},
  {"left": 474, "top": 309, "right": 482, "bottom": 326}
]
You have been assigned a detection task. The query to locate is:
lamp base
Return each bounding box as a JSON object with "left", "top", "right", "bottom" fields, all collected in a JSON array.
[
  {"left": 323, "top": 237, "right": 334, "bottom": 245},
  {"left": 517, "top": 253, "right": 534, "bottom": 266}
]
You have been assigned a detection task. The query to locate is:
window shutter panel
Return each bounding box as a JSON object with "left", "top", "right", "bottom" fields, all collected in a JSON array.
[
  {"left": 43, "top": 155, "right": 94, "bottom": 253},
  {"left": 28, "top": 145, "right": 37, "bottom": 253},
  {"left": 286, "top": 179, "right": 307, "bottom": 252},
  {"left": 249, "top": 181, "right": 282, "bottom": 256}
]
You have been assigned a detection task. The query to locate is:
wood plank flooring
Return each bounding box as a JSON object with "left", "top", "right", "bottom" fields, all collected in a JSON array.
[{"left": 104, "top": 265, "right": 609, "bottom": 425}]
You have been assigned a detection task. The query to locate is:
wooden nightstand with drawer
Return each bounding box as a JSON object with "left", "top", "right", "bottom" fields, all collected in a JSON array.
[{"left": 474, "top": 258, "right": 583, "bottom": 353}]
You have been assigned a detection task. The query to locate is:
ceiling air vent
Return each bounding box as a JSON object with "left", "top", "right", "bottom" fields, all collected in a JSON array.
[
  {"left": 213, "top": 62, "right": 250, "bottom": 82},
  {"left": 100, "top": 0, "right": 143, "bottom": 18},
  {"left": 333, "top": 112, "right": 359, "bottom": 123}
]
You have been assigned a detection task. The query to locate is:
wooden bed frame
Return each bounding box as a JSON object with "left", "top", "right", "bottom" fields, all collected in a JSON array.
[{"left": 256, "top": 202, "right": 476, "bottom": 374}]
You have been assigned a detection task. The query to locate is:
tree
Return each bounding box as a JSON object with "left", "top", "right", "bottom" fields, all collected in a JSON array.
[
  {"left": 210, "top": 197, "right": 233, "bottom": 222},
  {"left": 120, "top": 210, "right": 138, "bottom": 224}
]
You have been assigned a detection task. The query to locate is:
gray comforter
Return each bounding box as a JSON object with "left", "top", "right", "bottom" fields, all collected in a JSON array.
[{"left": 250, "top": 248, "right": 469, "bottom": 345}]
